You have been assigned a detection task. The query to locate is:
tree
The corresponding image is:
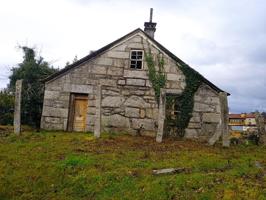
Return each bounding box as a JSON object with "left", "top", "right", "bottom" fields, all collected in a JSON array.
[
  {"left": 0, "top": 89, "right": 14, "bottom": 125},
  {"left": 8, "top": 46, "right": 58, "bottom": 129}
]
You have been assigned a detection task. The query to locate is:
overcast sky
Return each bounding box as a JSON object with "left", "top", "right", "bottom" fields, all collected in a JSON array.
[{"left": 0, "top": 0, "right": 265, "bottom": 113}]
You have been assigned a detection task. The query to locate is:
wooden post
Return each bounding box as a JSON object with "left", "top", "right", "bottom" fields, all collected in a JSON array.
[
  {"left": 94, "top": 85, "right": 102, "bottom": 138},
  {"left": 14, "top": 80, "right": 22, "bottom": 135},
  {"left": 156, "top": 89, "right": 166, "bottom": 143}
]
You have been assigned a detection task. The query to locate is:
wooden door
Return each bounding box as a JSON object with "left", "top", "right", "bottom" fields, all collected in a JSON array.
[{"left": 68, "top": 94, "right": 88, "bottom": 132}]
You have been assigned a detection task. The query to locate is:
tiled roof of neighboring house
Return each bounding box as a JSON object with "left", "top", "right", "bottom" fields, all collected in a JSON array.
[
  {"left": 229, "top": 113, "right": 256, "bottom": 119},
  {"left": 245, "top": 114, "right": 255, "bottom": 118},
  {"left": 43, "top": 28, "right": 229, "bottom": 95},
  {"left": 229, "top": 114, "right": 245, "bottom": 119}
]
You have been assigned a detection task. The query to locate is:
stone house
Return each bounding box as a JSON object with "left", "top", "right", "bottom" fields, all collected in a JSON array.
[{"left": 41, "top": 14, "right": 229, "bottom": 142}]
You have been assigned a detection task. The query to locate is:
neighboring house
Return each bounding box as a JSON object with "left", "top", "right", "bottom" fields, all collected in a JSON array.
[
  {"left": 244, "top": 114, "right": 256, "bottom": 126},
  {"left": 228, "top": 114, "right": 245, "bottom": 132},
  {"left": 229, "top": 113, "right": 257, "bottom": 132},
  {"left": 41, "top": 13, "right": 229, "bottom": 141}
]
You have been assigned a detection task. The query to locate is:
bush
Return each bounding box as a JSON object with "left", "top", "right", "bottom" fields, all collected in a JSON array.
[{"left": 0, "top": 90, "right": 14, "bottom": 125}]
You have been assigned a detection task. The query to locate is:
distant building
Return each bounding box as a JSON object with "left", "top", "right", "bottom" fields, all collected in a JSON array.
[{"left": 229, "top": 113, "right": 257, "bottom": 133}]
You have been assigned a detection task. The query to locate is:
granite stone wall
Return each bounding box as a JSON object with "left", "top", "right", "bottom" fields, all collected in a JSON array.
[
  {"left": 41, "top": 32, "right": 224, "bottom": 141},
  {"left": 185, "top": 84, "right": 222, "bottom": 140}
]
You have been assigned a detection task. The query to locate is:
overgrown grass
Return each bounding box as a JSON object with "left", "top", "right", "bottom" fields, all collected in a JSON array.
[{"left": 0, "top": 131, "right": 265, "bottom": 200}]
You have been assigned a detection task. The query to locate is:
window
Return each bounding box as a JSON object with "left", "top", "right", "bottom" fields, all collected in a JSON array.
[{"left": 130, "top": 50, "right": 143, "bottom": 69}]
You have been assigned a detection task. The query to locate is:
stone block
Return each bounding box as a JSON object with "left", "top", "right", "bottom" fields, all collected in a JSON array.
[
  {"left": 107, "top": 67, "right": 123, "bottom": 76},
  {"left": 46, "top": 84, "right": 62, "bottom": 91},
  {"left": 145, "top": 89, "right": 155, "bottom": 96},
  {"left": 196, "top": 84, "right": 217, "bottom": 97},
  {"left": 102, "top": 96, "right": 125, "bottom": 107},
  {"left": 87, "top": 107, "right": 96, "bottom": 115},
  {"left": 102, "top": 114, "right": 130, "bottom": 128},
  {"left": 86, "top": 115, "right": 96, "bottom": 126},
  {"left": 102, "top": 89, "right": 120, "bottom": 96},
  {"left": 86, "top": 79, "right": 98, "bottom": 85},
  {"left": 124, "top": 69, "right": 148, "bottom": 79},
  {"left": 43, "top": 123, "right": 64, "bottom": 130},
  {"left": 59, "top": 93, "right": 70, "bottom": 101},
  {"left": 112, "top": 44, "right": 127, "bottom": 51},
  {"left": 44, "top": 100, "right": 68, "bottom": 108},
  {"left": 145, "top": 80, "right": 152, "bottom": 87},
  {"left": 128, "top": 42, "right": 143, "bottom": 49},
  {"left": 165, "top": 89, "right": 182, "bottom": 95},
  {"left": 194, "top": 103, "right": 215, "bottom": 112},
  {"left": 167, "top": 73, "right": 182, "bottom": 81},
  {"left": 42, "top": 107, "right": 68, "bottom": 118},
  {"left": 185, "top": 129, "right": 199, "bottom": 138},
  {"left": 188, "top": 122, "right": 201, "bottom": 129},
  {"left": 180, "top": 82, "right": 186, "bottom": 89},
  {"left": 202, "top": 123, "right": 219, "bottom": 136},
  {"left": 202, "top": 113, "right": 221, "bottom": 123},
  {"left": 113, "top": 59, "right": 126, "bottom": 68},
  {"left": 190, "top": 112, "right": 201, "bottom": 123},
  {"left": 124, "top": 96, "right": 149, "bottom": 108},
  {"left": 44, "top": 117, "right": 61, "bottom": 124},
  {"left": 90, "top": 65, "right": 106, "bottom": 74},
  {"left": 44, "top": 90, "right": 60, "bottom": 100},
  {"left": 126, "top": 78, "right": 145, "bottom": 86},
  {"left": 95, "top": 57, "right": 113, "bottom": 66},
  {"left": 125, "top": 107, "right": 140, "bottom": 118},
  {"left": 118, "top": 79, "right": 126, "bottom": 85},
  {"left": 131, "top": 118, "right": 156, "bottom": 131},
  {"left": 130, "top": 35, "right": 142, "bottom": 43},
  {"left": 215, "top": 104, "right": 221, "bottom": 113},
  {"left": 63, "top": 83, "right": 93, "bottom": 94},
  {"left": 166, "top": 81, "right": 182, "bottom": 89},
  {"left": 99, "top": 79, "right": 117, "bottom": 86},
  {"left": 127, "top": 89, "right": 145, "bottom": 96},
  {"left": 140, "top": 109, "right": 145, "bottom": 118},
  {"left": 194, "top": 96, "right": 220, "bottom": 105},
  {"left": 146, "top": 108, "right": 158, "bottom": 119},
  {"left": 107, "top": 51, "right": 129, "bottom": 59},
  {"left": 63, "top": 119, "right": 68, "bottom": 131},
  {"left": 74, "top": 65, "right": 88, "bottom": 74}
]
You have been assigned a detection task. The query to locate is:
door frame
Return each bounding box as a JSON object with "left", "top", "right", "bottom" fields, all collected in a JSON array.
[{"left": 67, "top": 93, "right": 88, "bottom": 132}]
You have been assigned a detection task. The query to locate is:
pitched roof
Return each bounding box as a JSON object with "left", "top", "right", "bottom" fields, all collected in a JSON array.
[
  {"left": 229, "top": 114, "right": 245, "bottom": 119},
  {"left": 229, "top": 113, "right": 256, "bottom": 119},
  {"left": 43, "top": 28, "right": 228, "bottom": 94}
]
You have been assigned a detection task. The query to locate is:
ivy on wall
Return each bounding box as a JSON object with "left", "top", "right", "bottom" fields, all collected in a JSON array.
[
  {"left": 144, "top": 49, "right": 166, "bottom": 104},
  {"left": 168, "top": 63, "right": 203, "bottom": 137},
  {"left": 143, "top": 41, "right": 203, "bottom": 137}
]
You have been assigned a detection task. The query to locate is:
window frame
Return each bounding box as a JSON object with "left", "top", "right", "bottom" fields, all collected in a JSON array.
[{"left": 129, "top": 49, "right": 144, "bottom": 70}]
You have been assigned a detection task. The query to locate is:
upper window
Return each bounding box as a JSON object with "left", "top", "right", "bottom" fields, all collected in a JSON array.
[{"left": 130, "top": 50, "right": 143, "bottom": 69}]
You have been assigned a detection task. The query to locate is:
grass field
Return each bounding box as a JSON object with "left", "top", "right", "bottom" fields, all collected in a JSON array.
[{"left": 0, "top": 131, "right": 265, "bottom": 200}]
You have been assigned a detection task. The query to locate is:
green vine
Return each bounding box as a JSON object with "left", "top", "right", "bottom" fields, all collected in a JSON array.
[
  {"left": 165, "top": 63, "right": 203, "bottom": 137},
  {"left": 143, "top": 42, "right": 203, "bottom": 137},
  {"left": 144, "top": 49, "right": 166, "bottom": 104}
]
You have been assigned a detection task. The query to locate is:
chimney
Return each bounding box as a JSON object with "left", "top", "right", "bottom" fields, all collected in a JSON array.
[{"left": 144, "top": 8, "right": 157, "bottom": 38}]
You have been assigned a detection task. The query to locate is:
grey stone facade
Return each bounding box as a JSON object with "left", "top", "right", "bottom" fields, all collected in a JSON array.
[{"left": 41, "top": 29, "right": 227, "bottom": 141}]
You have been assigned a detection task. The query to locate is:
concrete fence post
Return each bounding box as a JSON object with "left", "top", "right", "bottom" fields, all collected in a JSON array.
[
  {"left": 221, "top": 92, "right": 230, "bottom": 147},
  {"left": 255, "top": 112, "right": 266, "bottom": 145},
  {"left": 94, "top": 84, "right": 102, "bottom": 138},
  {"left": 156, "top": 89, "right": 166, "bottom": 143},
  {"left": 14, "top": 79, "right": 23, "bottom": 135}
]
